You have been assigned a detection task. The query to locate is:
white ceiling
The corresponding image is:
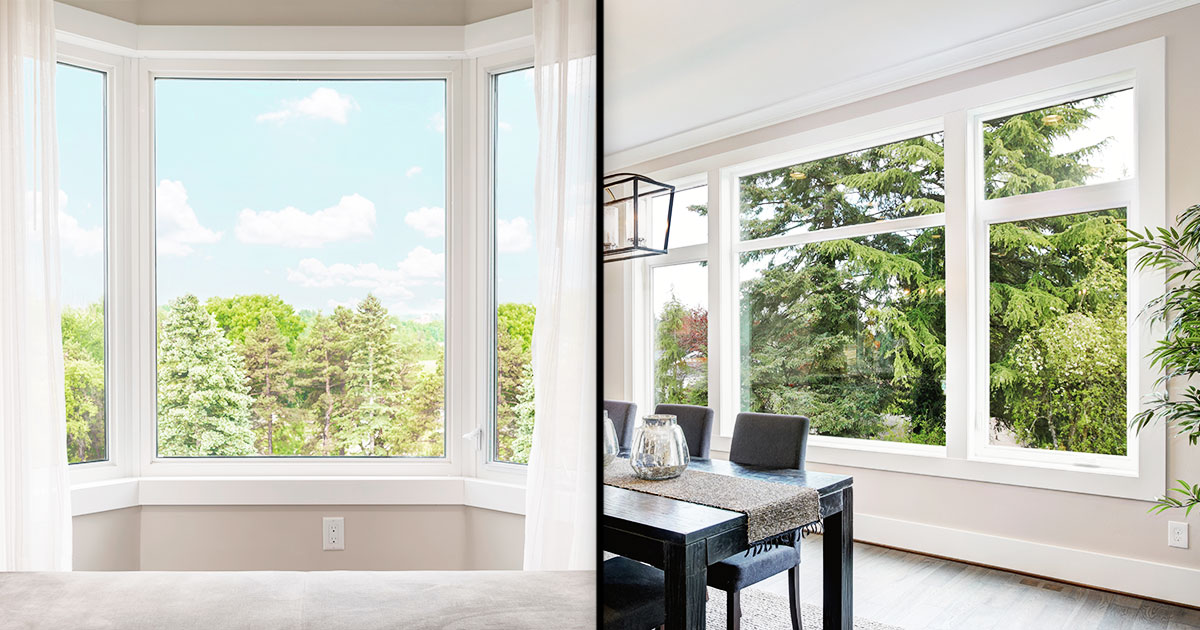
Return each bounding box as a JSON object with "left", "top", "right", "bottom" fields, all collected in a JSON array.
[
  {"left": 602, "top": 0, "right": 1125, "bottom": 157},
  {"left": 58, "top": 0, "right": 532, "bottom": 26}
]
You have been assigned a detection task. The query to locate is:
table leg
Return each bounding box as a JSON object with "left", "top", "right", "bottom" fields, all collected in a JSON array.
[
  {"left": 663, "top": 539, "right": 707, "bottom": 630},
  {"left": 822, "top": 486, "right": 853, "bottom": 630}
]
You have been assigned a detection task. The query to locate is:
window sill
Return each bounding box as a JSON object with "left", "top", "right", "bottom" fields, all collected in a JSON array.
[
  {"left": 711, "top": 432, "right": 1160, "bottom": 501},
  {"left": 71, "top": 476, "right": 526, "bottom": 517}
]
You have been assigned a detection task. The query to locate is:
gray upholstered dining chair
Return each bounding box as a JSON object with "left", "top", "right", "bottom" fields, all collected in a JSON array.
[
  {"left": 602, "top": 556, "right": 665, "bottom": 630},
  {"left": 653, "top": 403, "right": 714, "bottom": 458},
  {"left": 709, "top": 412, "right": 811, "bottom": 630},
  {"left": 603, "top": 400, "right": 638, "bottom": 450}
]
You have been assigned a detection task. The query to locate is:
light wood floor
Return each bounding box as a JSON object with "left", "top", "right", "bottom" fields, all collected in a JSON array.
[{"left": 752, "top": 535, "right": 1200, "bottom": 629}]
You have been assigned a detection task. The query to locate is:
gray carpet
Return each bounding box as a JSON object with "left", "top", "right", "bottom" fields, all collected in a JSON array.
[
  {"left": 706, "top": 587, "right": 903, "bottom": 630},
  {"left": 0, "top": 570, "right": 596, "bottom": 629}
]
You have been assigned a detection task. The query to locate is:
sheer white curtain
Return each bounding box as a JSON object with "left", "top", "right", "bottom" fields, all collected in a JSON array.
[
  {"left": 523, "top": 0, "right": 596, "bottom": 571},
  {"left": 0, "top": 0, "right": 73, "bottom": 571}
]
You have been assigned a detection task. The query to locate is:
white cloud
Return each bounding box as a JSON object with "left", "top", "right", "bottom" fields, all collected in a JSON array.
[
  {"left": 388, "top": 299, "right": 445, "bottom": 322},
  {"left": 429, "top": 111, "right": 445, "bottom": 133},
  {"left": 59, "top": 210, "right": 103, "bottom": 257},
  {"left": 156, "top": 180, "right": 222, "bottom": 256},
  {"left": 404, "top": 206, "right": 444, "bottom": 238},
  {"left": 405, "top": 166, "right": 422, "bottom": 178},
  {"left": 498, "top": 121, "right": 513, "bottom": 132},
  {"left": 256, "top": 87, "right": 359, "bottom": 125},
  {"left": 496, "top": 216, "right": 533, "bottom": 253},
  {"left": 287, "top": 247, "right": 445, "bottom": 299},
  {"left": 27, "top": 189, "right": 101, "bottom": 257},
  {"left": 235, "top": 194, "right": 376, "bottom": 248}
]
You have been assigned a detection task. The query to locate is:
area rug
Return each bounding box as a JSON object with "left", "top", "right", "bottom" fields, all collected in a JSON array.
[{"left": 706, "top": 587, "right": 903, "bottom": 630}]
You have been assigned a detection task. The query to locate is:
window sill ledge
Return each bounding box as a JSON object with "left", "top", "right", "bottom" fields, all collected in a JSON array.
[{"left": 71, "top": 476, "right": 526, "bottom": 517}]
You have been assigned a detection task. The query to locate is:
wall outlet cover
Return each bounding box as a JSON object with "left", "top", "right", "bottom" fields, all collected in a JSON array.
[
  {"left": 1168, "top": 521, "right": 1188, "bottom": 549},
  {"left": 323, "top": 517, "right": 345, "bottom": 551}
]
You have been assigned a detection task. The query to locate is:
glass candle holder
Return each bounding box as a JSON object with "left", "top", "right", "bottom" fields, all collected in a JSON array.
[
  {"left": 630, "top": 414, "right": 689, "bottom": 480},
  {"left": 602, "top": 410, "right": 619, "bottom": 467}
]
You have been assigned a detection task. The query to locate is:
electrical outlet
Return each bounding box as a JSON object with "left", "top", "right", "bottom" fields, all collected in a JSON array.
[
  {"left": 323, "top": 517, "right": 344, "bottom": 551},
  {"left": 1168, "top": 521, "right": 1188, "bottom": 549}
]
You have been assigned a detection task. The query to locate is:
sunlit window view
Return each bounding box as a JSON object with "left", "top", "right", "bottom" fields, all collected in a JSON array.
[
  {"left": 740, "top": 228, "right": 947, "bottom": 444},
  {"left": 983, "top": 88, "right": 1134, "bottom": 199},
  {"left": 652, "top": 262, "right": 708, "bottom": 408},
  {"left": 988, "top": 209, "right": 1127, "bottom": 455},
  {"left": 493, "top": 68, "right": 539, "bottom": 464},
  {"left": 737, "top": 134, "right": 947, "bottom": 444},
  {"left": 58, "top": 63, "right": 108, "bottom": 464},
  {"left": 650, "top": 184, "right": 707, "bottom": 249},
  {"left": 740, "top": 134, "right": 946, "bottom": 241},
  {"left": 154, "top": 79, "right": 447, "bottom": 457}
]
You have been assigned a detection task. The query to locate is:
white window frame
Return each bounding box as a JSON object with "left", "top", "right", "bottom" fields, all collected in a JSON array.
[
  {"left": 473, "top": 48, "right": 538, "bottom": 482},
  {"left": 57, "top": 14, "right": 539, "bottom": 499},
  {"left": 58, "top": 42, "right": 134, "bottom": 485},
  {"left": 625, "top": 39, "right": 1166, "bottom": 500}
]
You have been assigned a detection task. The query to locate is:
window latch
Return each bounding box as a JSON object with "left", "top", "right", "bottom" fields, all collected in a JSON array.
[{"left": 462, "top": 427, "right": 483, "bottom": 451}]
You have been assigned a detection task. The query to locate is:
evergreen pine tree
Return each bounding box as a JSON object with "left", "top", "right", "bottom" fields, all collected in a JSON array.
[
  {"left": 243, "top": 315, "right": 293, "bottom": 454},
  {"left": 157, "top": 294, "right": 255, "bottom": 456},
  {"left": 294, "top": 308, "right": 353, "bottom": 455},
  {"left": 339, "top": 295, "right": 406, "bottom": 454}
]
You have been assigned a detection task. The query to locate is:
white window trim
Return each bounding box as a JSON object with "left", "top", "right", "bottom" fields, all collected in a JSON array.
[
  {"left": 624, "top": 39, "right": 1166, "bottom": 500},
  {"left": 472, "top": 48, "right": 537, "bottom": 483},
  {"left": 59, "top": 12, "right": 539, "bottom": 502}
]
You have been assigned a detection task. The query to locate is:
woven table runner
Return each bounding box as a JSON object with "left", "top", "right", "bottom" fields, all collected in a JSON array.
[{"left": 604, "top": 459, "right": 819, "bottom": 544}]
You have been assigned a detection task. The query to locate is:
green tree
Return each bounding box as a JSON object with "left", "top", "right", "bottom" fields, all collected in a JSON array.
[
  {"left": 242, "top": 315, "right": 296, "bottom": 455},
  {"left": 338, "top": 294, "right": 408, "bottom": 455},
  {"left": 157, "top": 294, "right": 256, "bottom": 456},
  {"left": 62, "top": 302, "right": 106, "bottom": 463},
  {"left": 206, "top": 294, "right": 305, "bottom": 351},
  {"left": 654, "top": 296, "right": 708, "bottom": 406},
  {"left": 738, "top": 133, "right": 947, "bottom": 441},
  {"left": 294, "top": 308, "right": 353, "bottom": 455},
  {"left": 496, "top": 303, "right": 535, "bottom": 462}
]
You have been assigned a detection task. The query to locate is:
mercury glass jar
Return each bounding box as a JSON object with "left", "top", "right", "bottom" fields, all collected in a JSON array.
[
  {"left": 630, "top": 414, "right": 689, "bottom": 480},
  {"left": 602, "top": 411, "right": 619, "bottom": 466}
]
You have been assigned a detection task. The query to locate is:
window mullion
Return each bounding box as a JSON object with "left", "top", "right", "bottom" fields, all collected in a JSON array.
[
  {"left": 944, "top": 109, "right": 970, "bottom": 461},
  {"left": 736, "top": 212, "right": 946, "bottom": 255}
]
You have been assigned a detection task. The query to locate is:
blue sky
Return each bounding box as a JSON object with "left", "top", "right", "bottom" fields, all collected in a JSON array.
[
  {"left": 57, "top": 63, "right": 106, "bottom": 312},
  {"left": 56, "top": 67, "right": 539, "bottom": 321}
]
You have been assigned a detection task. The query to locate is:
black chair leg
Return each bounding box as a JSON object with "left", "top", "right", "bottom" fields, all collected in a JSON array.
[
  {"left": 788, "top": 566, "right": 803, "bottom": 630},
  {"left": 727, "top": 589, "right": 741, "bottom": 630}
]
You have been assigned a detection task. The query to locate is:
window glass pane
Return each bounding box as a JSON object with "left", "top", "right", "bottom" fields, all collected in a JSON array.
[
  {"left": 739, "top": 133, "right": 944, "bottom": 241},
  {"left": 652, "top": 263, "right": 708, "bottom": 407},
  {"left": 650, "top": 184, "right": 707, "bottom": 249},
  {"left": 983, "top": 89, "right": 1133, "bottom": 199},
  {"left": 154, "top": 78, "right": 446, "bottom": 457},
  {"left": 494, "top": 68, "right": 538, "bottom": 464},
  {"left": 740, "top": 228, "right": 946, "bottom": 444},
  {"left": 988, "top": 209, "right": 1127, "bottom": 455},
  {"left": 58, "top": 63, "right": 107, "bottom": 464}
]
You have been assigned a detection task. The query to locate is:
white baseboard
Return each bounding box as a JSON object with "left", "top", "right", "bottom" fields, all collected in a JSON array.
[{"left": 856, "top": 513, "right": 1200, "bottom": 608}]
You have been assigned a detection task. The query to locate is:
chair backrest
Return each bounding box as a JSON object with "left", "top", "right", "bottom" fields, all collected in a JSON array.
[
  {"left": 728, "top": 412, "right": 810, "bottom": 469},
  {"left": 603, "top": 400, "right": 637, "bottom": 448},
  {"left": 653, "top": 403, "right": 714, "bottom": 458}
]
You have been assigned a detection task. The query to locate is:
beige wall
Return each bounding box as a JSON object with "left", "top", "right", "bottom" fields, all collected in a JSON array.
[
  {"left": 74, "top": 507, "right": 141, "bottom": 571},
  {"left": 73, "top": 506, "right": 523, "bottom": 571},
  {"left": 603, "top": 3, "right": 1200, "bottom": 591}
]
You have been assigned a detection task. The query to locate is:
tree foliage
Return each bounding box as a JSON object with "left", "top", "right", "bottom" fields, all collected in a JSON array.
[
  {"left": 157, "top": 294, "right": 256, "bottom": 456},
  {"left": 496, "top": 303, "right": 536, "bottom": 463}
]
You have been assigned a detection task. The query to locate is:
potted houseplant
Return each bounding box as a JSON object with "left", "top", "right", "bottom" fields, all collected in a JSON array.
[{"left": 1129, "top": 203, "right": 1200, "bottom": 514}]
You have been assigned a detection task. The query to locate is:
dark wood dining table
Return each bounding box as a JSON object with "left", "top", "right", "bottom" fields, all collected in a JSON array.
[{"left": 603, "top": 458, "right": 853, "bottom": 630}]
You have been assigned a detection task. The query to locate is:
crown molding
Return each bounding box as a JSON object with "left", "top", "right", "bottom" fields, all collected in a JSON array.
[
  {"left": 54, "top": 2, "right": 532, "bottom": 60},
  {"left": 604, "top": 0, "right": 1198, "bottom": 171}
]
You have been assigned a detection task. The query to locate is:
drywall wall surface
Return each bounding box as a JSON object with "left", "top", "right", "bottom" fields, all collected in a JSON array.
[{"left": 73, "top": 507, "right": 141, "bottom": 571}]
